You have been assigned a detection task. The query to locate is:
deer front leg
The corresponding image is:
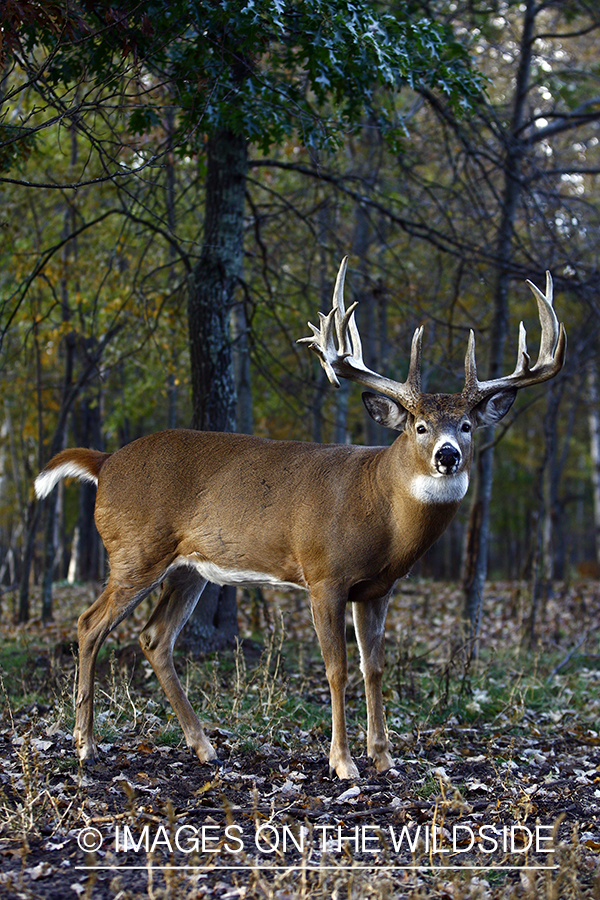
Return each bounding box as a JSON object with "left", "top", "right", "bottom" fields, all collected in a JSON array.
[
  {"left": 139, "top": 567, "right": 218, "bottom": 763},
  {"left": 310, "top": 587, "right": 359, "bottom": 780},
  {"left": 352, "top": 595, "right": 394, "bottom": 773}
]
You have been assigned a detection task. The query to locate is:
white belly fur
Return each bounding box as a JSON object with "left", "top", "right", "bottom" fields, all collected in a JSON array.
[{"left": 168, "top": 556, "right": 303, "bottom": 590}]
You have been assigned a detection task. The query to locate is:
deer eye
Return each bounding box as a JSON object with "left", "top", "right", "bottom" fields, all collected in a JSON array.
[
  {"left": 416, "top": 424, "right": 427, "bottom": 435},
  {"left": 461, "top": 422, "right": 472, "bottom": 433}
]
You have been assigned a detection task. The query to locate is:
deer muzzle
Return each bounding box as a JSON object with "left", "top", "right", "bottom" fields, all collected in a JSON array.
[{"left": 434, "top": 442, "right": 461, "bottom": 475}]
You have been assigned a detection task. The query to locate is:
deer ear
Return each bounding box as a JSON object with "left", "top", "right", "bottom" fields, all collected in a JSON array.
[
  {"left": 362, "top": 392, "right": 409, "bottom": 432},
  {"left": 473, "top": 388, "right": 517, "bottom": 427}
]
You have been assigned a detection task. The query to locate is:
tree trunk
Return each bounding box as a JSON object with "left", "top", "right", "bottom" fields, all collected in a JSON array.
[
  {"left": 525, "top": 382, "right": 561, "bottom": 646},
  {"left": 73, "top": 387, "right": 103, "bottom": 581},
  {"left": 39, "top": 315, "right": 77, "bottom": 618},
  {"left": 311, "top": 202, "right": 337, "bottom": 443},
  {"left": 39, "top": 120, "right": 80, "bottom": 620},
  {"left": 588, "top": 362, "right": 600, "bottom": 566},
  {"left": 461, "top": 427, "right": 496, "bottom": 631},
  {"left": 18, "top": 316, "right": 45, "bottom": 622},
  {"left": 39, "top": 329, "right": 76, "bottom": 620},
  {"left": 18, "top": 502, "right": 40, "bottom": 622},
  {"left": 188, "top": 130, "right": 247, "bottom": 433},
  {"left": 461, "top": 0, "right": 536, "bottom": 632},
  {"left": 541, "top": 382, "right": 565, "bottom": 585},
  {"left": 353, "top": 209, "right": 383, "bottom": 447},
  {"left": 165, "top": 106, "right": 180, "bottom": 430},
  {"left": 349, "top": 124, "right": 384, "bottom": 447},
  {"left": 183, "top": 129, "right": 248, "bottom": 655},
  {"left": 232, "top": 298, "right": 254, "bottom": 435}
]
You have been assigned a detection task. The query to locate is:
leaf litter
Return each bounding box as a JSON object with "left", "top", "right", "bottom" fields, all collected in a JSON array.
[{"left": 0, "top": 578, "right": 599, "bottom": 898}]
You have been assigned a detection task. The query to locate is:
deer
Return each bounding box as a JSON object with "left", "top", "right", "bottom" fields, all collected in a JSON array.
[{"left": 34, "top": 258, "right": 566, "bottom": 780}]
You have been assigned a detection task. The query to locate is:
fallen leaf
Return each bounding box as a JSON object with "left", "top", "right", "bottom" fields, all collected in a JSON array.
[{"left": 336, "top": 785, "right": 361, "bottom": 803}]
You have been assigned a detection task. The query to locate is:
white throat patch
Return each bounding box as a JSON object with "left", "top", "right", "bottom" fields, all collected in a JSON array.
[{"left": 409, "top": 471, "right": 469, "bottom": 505}]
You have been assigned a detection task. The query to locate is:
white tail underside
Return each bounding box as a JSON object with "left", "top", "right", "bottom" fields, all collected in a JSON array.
[{"left": 34, "top": 462, "right": 98, "bottom": 499}]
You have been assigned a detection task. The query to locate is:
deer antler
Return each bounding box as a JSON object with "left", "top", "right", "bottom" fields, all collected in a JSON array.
[
  {"left": 301, "top": 261, "right": 566, "bottom": 411},
  {"left": 298, "top": 257, "right": 424, "bottom": 412},
  {"left": 462, "top": 272, "right": 567, "bottom": 404}
]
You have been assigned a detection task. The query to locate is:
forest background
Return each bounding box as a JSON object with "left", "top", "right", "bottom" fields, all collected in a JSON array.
[
  {"left": 3, "top": 6, "right": 600, "bottom": 898},
  {"left": 2, "top": 0, "right": 600, "bottom": 648}
]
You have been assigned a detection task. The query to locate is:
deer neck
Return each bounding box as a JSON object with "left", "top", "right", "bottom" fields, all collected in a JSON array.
[{"left": 376, "top": 434, "right": 469, "bottom": 555}]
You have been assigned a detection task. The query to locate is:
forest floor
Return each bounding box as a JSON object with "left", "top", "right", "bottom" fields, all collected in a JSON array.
[{"left": 0, "top": 578, "right": 599, "bottom": 899}]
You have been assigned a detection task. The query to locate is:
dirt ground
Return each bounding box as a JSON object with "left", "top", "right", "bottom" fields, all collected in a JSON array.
[
  {"left": 0, "top": 580, "right": 599, "bottom": 898},
  {"left": 1, "top": 717, "right": 599, "bottom": 898}
]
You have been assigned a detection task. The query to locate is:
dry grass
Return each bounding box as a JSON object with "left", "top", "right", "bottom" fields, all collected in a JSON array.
[{"left": 0, "top": 579, "right": 599, "bottom": 898}]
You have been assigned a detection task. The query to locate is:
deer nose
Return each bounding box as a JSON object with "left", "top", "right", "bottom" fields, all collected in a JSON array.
[{"left": 435, "top": 443, "right": 461, "bottom": 474}]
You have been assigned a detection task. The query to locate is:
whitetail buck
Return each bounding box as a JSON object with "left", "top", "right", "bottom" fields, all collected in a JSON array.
[{"left": 35, "top": 259, "right": 565, "bottom": 780}]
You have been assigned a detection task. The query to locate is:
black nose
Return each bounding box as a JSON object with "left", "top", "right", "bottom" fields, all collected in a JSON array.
[{"left": 435, "top": 443, "right": 460, "bottom": 472}]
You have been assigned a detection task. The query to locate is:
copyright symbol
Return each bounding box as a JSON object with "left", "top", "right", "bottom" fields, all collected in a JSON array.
[{"left": 77, "top": 827, "right": 103, "bottom": 852}]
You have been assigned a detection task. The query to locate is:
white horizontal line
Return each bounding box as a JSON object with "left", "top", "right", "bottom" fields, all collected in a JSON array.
[{"left": 76, "top": 864, "right": 559, "bottom": 872}]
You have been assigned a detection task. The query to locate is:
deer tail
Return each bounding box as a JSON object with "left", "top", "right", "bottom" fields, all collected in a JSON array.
[{"left": 35, "top": 448, "right": 111, "bottom": 499}]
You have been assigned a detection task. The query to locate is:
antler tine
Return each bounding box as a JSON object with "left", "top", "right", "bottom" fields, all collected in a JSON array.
[
  {"left": 463, "top": 272, "right": 567, "bottom": 404},
  {"left": 331, "top": 256, "right": 353, "bottom": 355},
  {"left": 298, "top": 311, "right": 342, "bottom": 387},
  {"left": 463, "top": 329, "right": 477, "bottom": 393},
  {"left": 525, "top": 271, "right": 559, "bottom": 364},
  {"left": 298, "top": 257, "right": 423, "bottom": 410},
  {"left": 407, "top": 326, "right": 423, "bottom": 393},
  {"left": 515, "top": 321, "right": 529, "bottom": 374}
]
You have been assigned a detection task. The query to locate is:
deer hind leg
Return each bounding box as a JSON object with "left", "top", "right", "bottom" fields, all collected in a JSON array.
[
  {"left": 310, "top": 587, "right": 359, "bottom": 780},
  {"left": 75, "top": 580, "right": 154, "bottom": 762},
  {"left": 138, "top": 566, "right": 217, "bottom": 763},
  {"left": 352, "top": 595, "right": 394, "bottom": 773}
]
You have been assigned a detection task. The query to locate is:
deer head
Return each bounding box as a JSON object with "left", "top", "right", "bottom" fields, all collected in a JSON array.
[{"left": 300, "top": 258, "right": 566, "bottom": 500}]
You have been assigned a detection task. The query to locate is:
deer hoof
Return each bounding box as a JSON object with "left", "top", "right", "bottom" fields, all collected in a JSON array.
[
  {"left": 74, "top": 734, "right": 98, "bottom": 763},
  {"left": 190, "top": 740, "right": 219, "bottom": 765},
  {"left": 372, "top": 750, "right": 394, "bottom": 773},
  {"left": 330, "top": 758, "right": 360, "bottom": 781}
]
